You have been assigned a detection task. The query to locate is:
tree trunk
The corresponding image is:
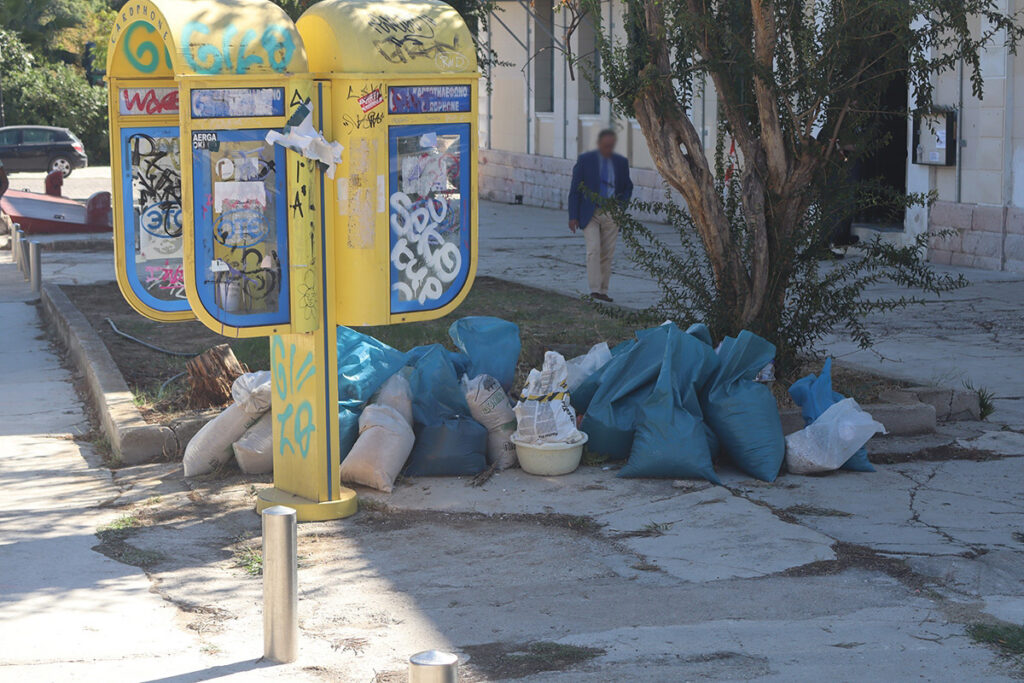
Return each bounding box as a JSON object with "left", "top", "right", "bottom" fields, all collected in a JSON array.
[{"left": 187, "top": 344, "right": 246, "bottom": 408}]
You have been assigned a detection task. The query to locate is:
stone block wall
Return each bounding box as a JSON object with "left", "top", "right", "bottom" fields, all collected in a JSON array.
[
  {"left": 478, "top": 149, "right": 683, "bottom": 223},
  {"left": 928, "top": 201, "right": 1024, "bottom": 273}
]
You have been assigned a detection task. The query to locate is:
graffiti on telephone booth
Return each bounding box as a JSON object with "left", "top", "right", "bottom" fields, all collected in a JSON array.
[
  {"left": 191, "top": 128, "right": 288, "bottom": 325},
  {"left": 388, "top": 122, "right": 471, "bottom": 313},
  {"left": 123, "top": 128, "right": 185, "bottom": 303}
]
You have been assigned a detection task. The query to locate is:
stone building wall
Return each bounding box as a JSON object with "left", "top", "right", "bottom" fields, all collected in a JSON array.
[{"left": 928, "top": 201, "right": 1024, "bottom": 273}]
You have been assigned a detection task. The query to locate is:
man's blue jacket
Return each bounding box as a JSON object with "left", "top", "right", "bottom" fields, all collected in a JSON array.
[{"left": 568, "top": 150, "right": 633, "bottom": 228}]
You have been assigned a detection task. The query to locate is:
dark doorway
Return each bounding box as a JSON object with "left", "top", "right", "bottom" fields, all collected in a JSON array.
[{"left": 854, "top": 70, "right": 908, "bottom": 229}]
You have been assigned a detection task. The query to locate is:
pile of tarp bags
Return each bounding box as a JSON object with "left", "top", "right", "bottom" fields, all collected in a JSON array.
[{"left": 183, "top": 315, "right": 885, "bottom": 489}]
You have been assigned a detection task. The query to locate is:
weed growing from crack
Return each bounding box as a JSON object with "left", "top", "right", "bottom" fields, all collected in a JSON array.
[
  {"left": 968, "top": 623, "right": 1024, "bottom": 655},
  {"left": 97, "top": 513, "right": 141, "bottom": 539},
  {"left": 964, "top": 380, "right": 996, "bottom": 420},
  {"left": 782, "top": 504, "right": 852, "bottom": 518},
  {"left": 234, "top": 546, "right": 263, "bottom": 576}
]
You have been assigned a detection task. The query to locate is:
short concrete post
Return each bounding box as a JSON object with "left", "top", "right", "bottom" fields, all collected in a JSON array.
[
  {"left": 262, "top": 505, "right": 298, "bottom": 663},
  {"left": 29, "top": 241, "right": 42, "bottom": 295},
  {"left": 409, "top": 650, "right": 459, "bottom": 683}
]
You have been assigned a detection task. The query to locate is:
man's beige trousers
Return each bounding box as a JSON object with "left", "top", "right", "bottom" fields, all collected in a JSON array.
[{"left": 583, "top": 210, "right": 619, "bottom": 295}]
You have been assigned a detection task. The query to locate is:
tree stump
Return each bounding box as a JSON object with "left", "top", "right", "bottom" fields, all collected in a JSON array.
[{"left": 187, "top": 344, "right": 245, "bottom": 408}]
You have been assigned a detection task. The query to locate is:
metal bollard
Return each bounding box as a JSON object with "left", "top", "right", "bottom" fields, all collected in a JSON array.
[
  {"left": 19, "top": 232, "right": 29, "bottom": 279},
  {"left": 262, "top": 505, "right": 298, "bottom": 663},
  {"left": 409, "top": 650, "right": 459, "bottom": 683},
  {"left": 11, "top": 226, "right": 20, "bottom": 265},
  {"left": 29, "top": 241, "right": 41, "bottom": 295}
]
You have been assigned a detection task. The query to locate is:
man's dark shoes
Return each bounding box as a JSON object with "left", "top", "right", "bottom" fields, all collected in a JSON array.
[{"left": 591, "top": 292, "right": 614, "bottom": 302}]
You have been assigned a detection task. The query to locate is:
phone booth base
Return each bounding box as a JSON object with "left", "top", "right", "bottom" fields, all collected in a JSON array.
[{"left": 257, "top": 486, "right": 357, "bottom": 522}]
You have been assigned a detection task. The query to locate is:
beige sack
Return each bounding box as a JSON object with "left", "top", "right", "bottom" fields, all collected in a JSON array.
[
  {"left": 338, "top": 404, "right": 414, "bottom": 493},
  {"left": 233, "top": 412, "right": 273, "bottom": 474}
]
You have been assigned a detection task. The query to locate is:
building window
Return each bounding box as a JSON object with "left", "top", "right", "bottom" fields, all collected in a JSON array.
[
  {"left": 577, "top": 13, "right": 600, "bottom": 115},
  {"left": 534, "top": 0, "right": 555, "bottom": 113}
]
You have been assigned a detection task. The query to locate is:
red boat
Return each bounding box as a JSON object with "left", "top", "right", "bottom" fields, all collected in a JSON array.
[{"left": 0, "top": 189, "right": 112, "bottom": 234}]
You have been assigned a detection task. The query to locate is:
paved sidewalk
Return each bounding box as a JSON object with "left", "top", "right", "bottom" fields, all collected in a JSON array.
[{"left": 0, "top": 253, "right": 315, "bottom": 681}]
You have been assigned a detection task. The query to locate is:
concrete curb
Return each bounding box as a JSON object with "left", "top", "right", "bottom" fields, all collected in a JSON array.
[
  {"left": 779, "top": 402, "right": 937, "bottom": 436},
  {"left": 41, "top": 282, "right": 175, "bottom": 465}
]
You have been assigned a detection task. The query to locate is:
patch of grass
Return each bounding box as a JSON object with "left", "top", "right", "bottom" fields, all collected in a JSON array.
[
  {"left": 631, "top": 561, "right": 660, "bottom": 571},
  {"left": 564, "top": 515, "right": 602, "bottom": 534},
  {"left": 581, "top": 450, "right": 609, "bottom": 467},
  {"left": 964, "top": 380, "right": 997, "bottom": 420},
  {"left": 781, "top": 504, "right": 852, "bottom": 518},
  {"left": 89, "top": 433, "right": 118, "bottom": 467},
  {"left": 463, "top": 640, "right": 605, "bottom": 680},
  {"left": 98, "top": 513, "right": 142, "bottom": 539},
  {"left": 93, "top": 516, "right": 164, "bottom": 568},
  {"left": 359, "top": 498, "right": 391, "bottom": 513},
  {"left": 234, "top": 546, "right": 263, "bottom": 576},
  {"left": 360, "top": 277, "right": 633, "bottom": 388},
  {"left": 231, "top": 337, "right": 269, "bottom": 371},
  {"left": 968, "top": 623, "right": 1024, "bottom": 655},
  {"left": 504, "top": 642, "right": 604, "bottom": 667}
]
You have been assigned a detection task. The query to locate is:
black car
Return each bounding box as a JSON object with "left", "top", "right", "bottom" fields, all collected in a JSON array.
[{"left": 0, "top": 125, "right": 89, "bottom": 177}]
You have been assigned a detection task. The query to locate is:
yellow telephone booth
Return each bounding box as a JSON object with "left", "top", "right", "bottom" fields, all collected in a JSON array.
[
  {"left": 107, "top": 0, "right": 479, "bottom": 521},
  {"left": 297, "top": 0, "right": 480, "bottom": 326}
]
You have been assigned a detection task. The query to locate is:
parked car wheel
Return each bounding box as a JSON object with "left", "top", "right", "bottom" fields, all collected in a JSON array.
[{"left": 49, "top": 156, "right": 73, "bottom": 178}]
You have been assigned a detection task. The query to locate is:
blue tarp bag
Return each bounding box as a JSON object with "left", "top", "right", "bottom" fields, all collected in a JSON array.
[
  {"left": 405, "top": 345, "right": 488, "bottom": 476},
  {"left": 787, "top": 358, "right": 875, "bottom": 472},
  {"left": 448, "top": 317, "right": 521, "bottom": 392},
  {"left": 571, "top": 338, "right": 637, "bottom": 414},
  {"left": 406, "top": 344, "right": 471, "bottom": 379},
  {"left": 619, "top": 324, "right": 721, "bottom": 482},
  {"left": 336, "top": 326, "right": 407, "bottom": 460},
  {"left": 581, "top": 325, "right": 680, "bottom": 460},
  {"left": 701, "top": 331, "right": 786, "bottom": 482}
]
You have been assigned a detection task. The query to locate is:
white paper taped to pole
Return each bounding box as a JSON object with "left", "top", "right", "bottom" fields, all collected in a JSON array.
[{"left": 265, "top": 109, "right": 345, "bottom": 179}]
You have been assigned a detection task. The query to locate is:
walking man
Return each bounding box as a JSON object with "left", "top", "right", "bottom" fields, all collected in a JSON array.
[{"left": 568, "top": 129, "right": 633, "bottom": 302}]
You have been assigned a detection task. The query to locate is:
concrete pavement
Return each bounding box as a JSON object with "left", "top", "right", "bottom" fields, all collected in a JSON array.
[{"left": 0, "top": 252, "right": 316, "bottom": 681}]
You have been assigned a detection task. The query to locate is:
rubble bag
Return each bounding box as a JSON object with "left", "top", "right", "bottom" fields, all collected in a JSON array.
[
  {"left": 620, "top": 325, "right": 721, "bottom": 482},
  {"left": 580, "top": 326, "right": 677, "bottom": 460},
  {"left": 685, "top": 322, "right": 714, "bottom": 347},
  {"left": 337, "top": 326, "right": 407, "bottom": 408},
  {"left": 404, "top": 345, "right": 488, "bottom": 476},
  {"left": 336, "top": 326, "right": 407, "bottom": 460},
  {"left": 571, "top": 337, "right": 638, "bottom": 414},
  {"left": 702, "top": 331, "right": 786, "bottom": 482},
  {"left": 375, "top": 372, "right": 414, "bottom": 427},
  {"left": 565, "top": 342, "right": 613, "bottom": 392},
  {"left": 338, "top": 408, "right": 360, "bottom": 460},
  {"left": 462, "top": 374, "right": 518, "bottom": 469},
  {"left": 788, "top": 358, "right": 875, "bottom": 472},
  {"left": 184, "top": 403, "right": 263, "bottom": 477},
  {"left": 448, "top": 316, "right": 522, "bottom": 392},
  {"left": 406, "top": 344, "right": 471, "bottom": 379},
  {"left": 785, "top": 398, "right": 886, "bottom": 474},
  {"left": 233, "top": 412, "right": 273, "bottom": 474},
  {"left": 513, "top": 351, "right": 580, "bottom": 444},
  {"left": 339, "top": 404, "right": 415, "bottom": 492},
  {"left": 406, "top": 418, "right": 489, "bottom": 477},
  {"left": 232, "top": 371, "right": 272, "bottom": 413}
]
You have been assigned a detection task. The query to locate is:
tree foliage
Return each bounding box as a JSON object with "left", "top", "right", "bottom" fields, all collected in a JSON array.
[
  {"left": 579, "top": 0, "right": 1022, "bottom": 367},
  {"left": 2, "top": 45, "right": 109, "bottom": 163}
]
